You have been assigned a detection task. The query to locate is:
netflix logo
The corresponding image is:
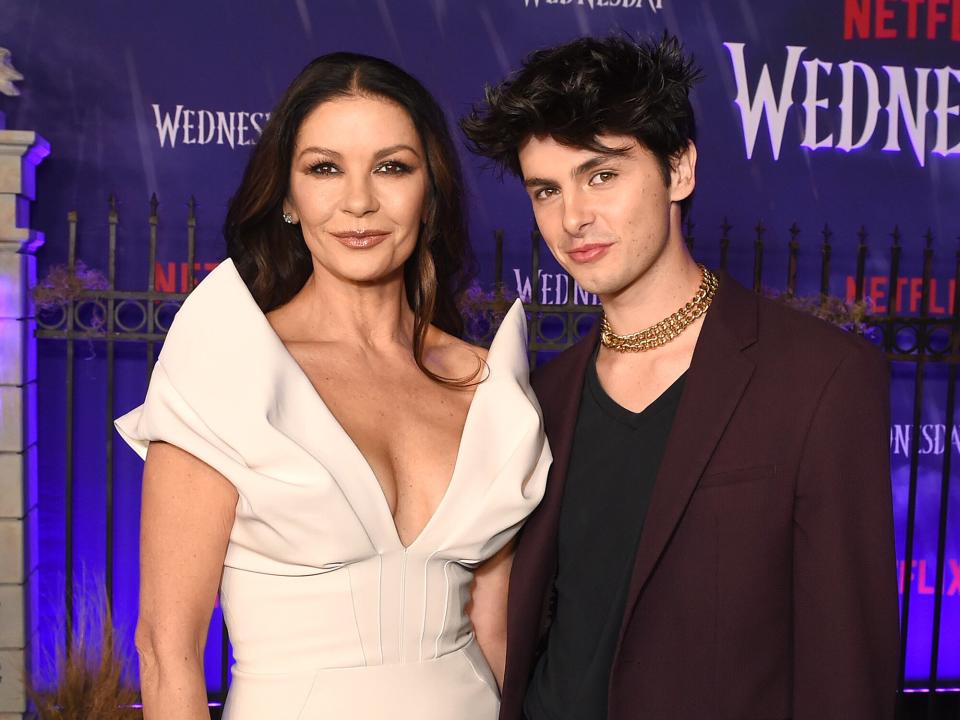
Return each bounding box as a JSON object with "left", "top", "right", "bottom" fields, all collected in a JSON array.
[
  {"left": 844, "top": 0, "right": 960, "bottom": 40},
  {"left": 845, "top": 274, "right": 957, "bottom": 314},
  {"left": 154, "top": 260, "right": 221, "bottom": 292},
  {"left": 899, "top": 558, "right": 960, "bottom": 595}
]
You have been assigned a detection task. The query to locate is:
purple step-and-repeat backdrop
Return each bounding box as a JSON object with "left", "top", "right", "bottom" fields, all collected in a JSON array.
[{"left": 3, "top": 0, "right": 958, "bottom": 688}]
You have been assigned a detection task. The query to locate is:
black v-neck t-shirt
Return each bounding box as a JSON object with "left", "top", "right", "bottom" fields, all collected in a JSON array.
[{"left": 525, "top": 353, "right": 686, "bottom": 720}]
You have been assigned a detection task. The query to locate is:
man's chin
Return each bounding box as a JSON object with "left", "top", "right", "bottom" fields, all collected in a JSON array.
[{"left": 566, "top": 274, "right": 616, "bottom": 299}]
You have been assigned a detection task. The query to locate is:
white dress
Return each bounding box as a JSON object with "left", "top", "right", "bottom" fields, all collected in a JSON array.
[{"left": 115, "top": 259, "right": 551, "bottom": 720}]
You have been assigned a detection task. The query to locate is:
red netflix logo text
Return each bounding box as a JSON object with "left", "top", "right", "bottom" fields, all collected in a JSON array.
[
  {"left": 845, "top": 275, "right": 958, "bottom": 314},
  {"left": 899, "top": 559, "right": 960, "bottom": 595},
  {"left": 155, "top": 261, "right": 221, "bottom": 293},
  {"left": 844, "top": 0, "right": 960, "bottom": 40}
]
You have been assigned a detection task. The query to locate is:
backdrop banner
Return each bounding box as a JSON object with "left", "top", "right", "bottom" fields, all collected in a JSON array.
[{"left": 2, "top": 0, "right": 957, "bottom": 689}]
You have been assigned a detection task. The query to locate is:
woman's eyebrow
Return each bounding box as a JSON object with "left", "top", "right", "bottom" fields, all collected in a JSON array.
[
  {"left": 374, "top": 144, "right": 421, "bottom": 160},
  {"left": 297, "top": 145, "right": 341, "bottom": 160},
  {"left": 296, "top": 144, "right": 421, "bottom": 161}
]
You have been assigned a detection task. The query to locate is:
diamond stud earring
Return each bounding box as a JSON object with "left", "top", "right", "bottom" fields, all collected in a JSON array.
[{"left": 282, "top": 212, "right": 295, "bottom": 224}]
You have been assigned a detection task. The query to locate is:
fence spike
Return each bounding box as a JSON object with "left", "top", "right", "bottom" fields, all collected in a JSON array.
[
  {"left": 820, "top": 224, "right": 832, "bottom": 300},
  {"left": 720, "top": 217, "right": 732, "bottom": 238},
  {"left": 719, "top": 218, "right": 731, "bottom": 271},
  {"left": 754, "top": 220, "right": 766, "bottom": 241},
  {"left": 786, "top": 223, "right": 800, "bottom": 295},
  {"left": 854, "top": 226, "right": 868, "bottom": 303}
]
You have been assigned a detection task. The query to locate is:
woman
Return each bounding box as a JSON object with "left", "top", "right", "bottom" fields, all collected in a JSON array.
[{"left": 115, "top": 53, "right": 550, "bottom": 720}]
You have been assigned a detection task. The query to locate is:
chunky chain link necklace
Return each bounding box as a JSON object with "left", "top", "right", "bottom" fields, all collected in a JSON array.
[{"left": 600, "top": 265, "right": 719, "bottom": 353}]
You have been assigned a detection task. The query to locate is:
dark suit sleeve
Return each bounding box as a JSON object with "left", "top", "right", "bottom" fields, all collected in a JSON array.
[{"left": 792, "top": 343, "right": 899, "bottom": 719}]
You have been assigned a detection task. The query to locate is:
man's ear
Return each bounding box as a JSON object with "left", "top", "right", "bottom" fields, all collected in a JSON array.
[{"left": 668, "top": 141, "right": 697, "bottom": 203}]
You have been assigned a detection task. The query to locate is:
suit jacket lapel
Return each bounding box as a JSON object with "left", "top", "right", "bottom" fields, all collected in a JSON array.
[
  {"left": 617, "top": 273, "right": 759, "bottom": 640},
  {"left": 522, "top": 321, "right": 601, "bottom": 554},
  {"left": 503, "top": 321, "right": 601, "bottom": 710}
]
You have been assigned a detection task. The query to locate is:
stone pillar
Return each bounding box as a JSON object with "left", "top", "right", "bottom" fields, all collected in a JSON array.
[{"left": 0, "top": 129, "right": 48, "bottom": 720}]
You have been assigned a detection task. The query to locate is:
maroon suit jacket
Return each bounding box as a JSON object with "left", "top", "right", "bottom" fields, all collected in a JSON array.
[{"left": 501, "top": 272, "right": 899, "bottom": 720}]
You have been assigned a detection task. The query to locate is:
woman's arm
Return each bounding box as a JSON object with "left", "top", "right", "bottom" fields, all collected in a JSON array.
[
  {"left": 468, "top": 541, "right": 515, "bottom": 689},
  {"left": 136, "top": 441, "right": 238, "bottom": 720}
]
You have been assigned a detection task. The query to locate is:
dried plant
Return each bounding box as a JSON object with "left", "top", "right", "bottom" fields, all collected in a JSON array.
[
  {"left": 459, "top": 281, "right": 519, "bottom": 342},
  {"left": 764, "top": 289, "right": 873, "bottom": 335},
  {"left": 26, "top": 584, "right": 139, "bottom": 720},
  {"left": 32, "top": 261, "right": 109, "bottom": 309},
  {"left": 459, "top": 280, "right": 518, "bottom": 313}
]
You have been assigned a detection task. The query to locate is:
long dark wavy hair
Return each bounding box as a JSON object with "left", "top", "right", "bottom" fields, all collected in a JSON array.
[{"left": 225, "top": 53, "right": 475, "bottom": 383}]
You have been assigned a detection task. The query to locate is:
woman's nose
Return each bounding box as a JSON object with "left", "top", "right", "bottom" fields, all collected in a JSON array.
[{"left": 342, "top": 175, "right": 379, "bottom": 217}]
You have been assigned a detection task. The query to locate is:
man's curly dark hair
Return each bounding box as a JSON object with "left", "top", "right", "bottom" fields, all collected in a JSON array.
[{"left": 460, "top": 33, "right": 703, "bottom": 192}]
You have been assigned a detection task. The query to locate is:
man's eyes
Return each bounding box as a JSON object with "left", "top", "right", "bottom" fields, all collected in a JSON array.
[
  {"left": 533, "top": 171, "right": 617, "bottom": 200},
  {"left": 589, "top": 171, "right": 617, "bottom": 185}
]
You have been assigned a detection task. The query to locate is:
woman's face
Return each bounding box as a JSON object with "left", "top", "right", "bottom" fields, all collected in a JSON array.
[{"left": 284, "top": 94, "right": 429, "bottom": 286}]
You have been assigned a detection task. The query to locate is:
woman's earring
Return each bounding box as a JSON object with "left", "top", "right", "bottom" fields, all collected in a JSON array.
[{"left": 282, "top": 212, "right": 295, "bottom": 224}]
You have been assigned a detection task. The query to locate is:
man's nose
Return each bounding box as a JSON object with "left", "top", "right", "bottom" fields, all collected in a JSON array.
[{"left": 561, "top": 189, "right": 595, "bottom": 237}]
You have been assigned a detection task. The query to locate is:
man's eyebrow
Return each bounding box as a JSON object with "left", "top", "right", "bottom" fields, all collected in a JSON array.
[
  {"left": 523, "top": 176, "right": 554, "bottom": 189},
  {"left": 571, "top": 155, "right": 619, "bottom": 178},
  {"left": 523, "top": 154, "right": 623, "bottom": 188}
]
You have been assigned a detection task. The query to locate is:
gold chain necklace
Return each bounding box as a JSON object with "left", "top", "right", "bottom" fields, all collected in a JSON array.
[{"left": 600, "top": 265, "right": 719, "bottom": 353}]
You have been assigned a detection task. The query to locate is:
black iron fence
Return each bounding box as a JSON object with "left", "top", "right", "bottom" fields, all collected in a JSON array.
[{"left": 32, "top": 196, "right": 960, "bottom": 715}]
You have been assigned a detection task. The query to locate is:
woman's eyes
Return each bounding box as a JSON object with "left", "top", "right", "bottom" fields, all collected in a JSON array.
[
  {"left": 373, "top": 160, "right": 413, "bottom": 175},
  {"left": 308, "top": 161, "right": 341, "bottom": 176},
  {"left": 307, "top": 160, "right": 412, "bottom": 176}
]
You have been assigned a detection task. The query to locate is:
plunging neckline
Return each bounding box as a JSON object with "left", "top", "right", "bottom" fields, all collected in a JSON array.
[
  {"left": 282, "top": 346, "right": 489, "bottom": 552},
  {"left": 257, "top": 294, "right": 495, "bottom": 553}
]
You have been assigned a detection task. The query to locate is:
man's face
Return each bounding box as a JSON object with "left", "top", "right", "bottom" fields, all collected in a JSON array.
[{"left": 517, "top": 134, "right": 694, "bottom": 298}]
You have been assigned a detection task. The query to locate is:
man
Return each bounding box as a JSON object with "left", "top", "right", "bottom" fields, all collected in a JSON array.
[{"left": 461, "top": 34, "right": 898, "bottom": 719}]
